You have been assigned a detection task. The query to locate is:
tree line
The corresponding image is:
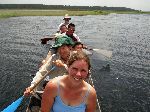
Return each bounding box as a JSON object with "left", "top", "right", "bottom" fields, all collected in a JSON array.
[{"left": 0, "top": 4, "right": 137, "bottom": 11}]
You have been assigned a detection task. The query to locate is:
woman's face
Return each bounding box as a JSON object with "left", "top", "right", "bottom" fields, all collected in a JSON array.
[{"left": 68, "top": 59, "right": 89, "bottom": 83}]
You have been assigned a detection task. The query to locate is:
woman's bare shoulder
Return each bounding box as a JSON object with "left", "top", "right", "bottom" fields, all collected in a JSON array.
[
  {"left": 45, "top": 76, "right": 66, "bottom": 97},
  {"left": 46, "top": 76, "right": 65, "bottom": 88},
  {"left": 47, "top": 76, "right": 61, "bottom": 86},
  {"left": 85, "top": 82, "right": 97, "bottom": 111},
  {"left": 84, "top": 82, "right": 97, "bottom": 99}
]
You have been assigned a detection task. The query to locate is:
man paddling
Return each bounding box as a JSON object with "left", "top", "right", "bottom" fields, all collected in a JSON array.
[{"left": 24, "top": 35, "right": 74, "bottom": 112}]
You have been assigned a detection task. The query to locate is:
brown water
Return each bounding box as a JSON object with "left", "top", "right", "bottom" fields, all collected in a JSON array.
[{"left": 0, "top": 14, "right": 150, "bottom": 112}]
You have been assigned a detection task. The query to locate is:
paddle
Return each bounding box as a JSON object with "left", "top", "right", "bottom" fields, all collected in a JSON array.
[
  {"left": 2, "top": 96, "right": 24, "bottom": 112},
  {"left": 40, "top": 34, "right": 112, "bottom": 58},
  {"left": 2, "top": 67, "right": 55, "bottom": 112},
  {"left": 41, "top": 35, "right": 55, "bottom": 44},
  {"left": 85, "top": 48, "right": 112, "bottom": 58},
  {"left": 41, "top": 33, "right": 65, "bottom": 44}
]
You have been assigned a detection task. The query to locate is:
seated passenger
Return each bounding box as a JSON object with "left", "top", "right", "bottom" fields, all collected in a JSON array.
[
  {"left": 41, "top": 51, "right": 97, "bottom": 112},
  {"left": 65, "top": 23, "right": 81, "bottom": 42},
  {"left": 57, "top": 14, "right": 71, "bottom": 33},
  {"left": 72, "top": 42, "right": 83, "bottom": 52}
]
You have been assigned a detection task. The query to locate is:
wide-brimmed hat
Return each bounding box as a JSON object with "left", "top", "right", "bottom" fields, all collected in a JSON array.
[
  {"left": 52, "top": 35, "right": 74, "bottom": 48},
  {"left": 63, "top": 14, "right": 71, "bottom": 20}
]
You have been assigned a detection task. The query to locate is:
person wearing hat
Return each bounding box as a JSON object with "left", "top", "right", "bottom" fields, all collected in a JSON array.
[
  {"left": 24, "top": 35, "right": 74, "bottom": 112},
  {"left": 57, "top": 14, "right": 71, "bottom": 33}
]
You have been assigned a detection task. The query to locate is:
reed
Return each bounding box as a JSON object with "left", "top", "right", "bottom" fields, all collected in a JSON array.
[
  {"left": 0, "top": 9, "right": 149, "bottom": 18},
  {"left": 0, "top": 9, "right": 108, "bottom": 18}
]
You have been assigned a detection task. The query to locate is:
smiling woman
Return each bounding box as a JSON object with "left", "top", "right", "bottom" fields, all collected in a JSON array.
[{"left": 41, "top": 51, "right": 97, "bottom": 112}]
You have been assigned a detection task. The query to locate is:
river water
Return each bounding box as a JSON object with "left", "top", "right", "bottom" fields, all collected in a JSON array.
[{"left": 0, "top": 14, "right": 150, "bottom": 112}]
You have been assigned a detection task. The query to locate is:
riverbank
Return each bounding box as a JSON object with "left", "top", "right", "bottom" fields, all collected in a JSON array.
[{"left": 0, "top": 9, "right": 149, "bottom": 18}]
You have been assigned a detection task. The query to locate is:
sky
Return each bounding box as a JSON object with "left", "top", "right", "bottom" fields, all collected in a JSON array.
[{"left": 0, "top": 0, "right": 150, "bottom": 11}]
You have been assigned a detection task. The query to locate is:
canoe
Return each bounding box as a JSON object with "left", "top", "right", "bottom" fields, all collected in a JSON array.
[{"left": 88, "top": 75, "right": 101, "bottom": 112}]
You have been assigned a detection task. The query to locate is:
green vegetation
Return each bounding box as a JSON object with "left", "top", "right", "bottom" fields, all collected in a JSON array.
[
  {"left": 0, "top": 9, "right": 149, "bottom": 18},
  {"left": 0, "top": 9, "right": 108, "bottom": 18},
  {"left": 0, "top": 4, "right": 150, "bottom": 18},
  {"left": 104, "top": 10, "right": 150, "bottom": 14}
]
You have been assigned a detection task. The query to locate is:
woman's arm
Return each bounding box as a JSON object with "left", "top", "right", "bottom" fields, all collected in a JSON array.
[
  {"left": 41, "top": 80, "right": 57, "bottom": 112},
  {"left": 86, "top": 86, "right": 97, "bottom": 112}
]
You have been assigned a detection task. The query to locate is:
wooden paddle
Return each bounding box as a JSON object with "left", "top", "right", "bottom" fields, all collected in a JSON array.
[
  {"left": 41, "top": 35, "right": 55, "bottom": 44},
  {"left": 40, "top": 35, "right": 113, "bottom": 58},
  {"left": 40, "top": 33, "right": 65, "bottom": 44}
]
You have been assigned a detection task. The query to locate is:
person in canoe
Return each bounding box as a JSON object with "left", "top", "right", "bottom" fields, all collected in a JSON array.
[
  {"left": 41, "top": 22, "right": 81, "bottom": 65},
  {"left": 59, "top": 24, "right": 68, "bottom": 34},
  {"left": 41, "top": 22, "right": 80, "bottom": 44},
  {"left": 41, "top": 51, "right": 97, "bottom": 112},
  {"left": 51, "top": 24, "right": 68, "bottom": 41},
  {"left": 41, "top": 24, "right": 68, "bottom": 44},
  {"left": 24, "top": 35, "right": 74, "bottom": 112},
  {"left": 65, "top": 23, "right": 81, "bottom": 42},
  {"left": 57, "top": 14, "right": 71, "bottom": 33},
  {"left": 72, "top": 41, "right": 84, "bottom": 52},
  {"left": 65, "top": 23, "right": 89, "bottom": 49},
  {"left": 57, "top": 14, "right": 81, "bottom": 43}
]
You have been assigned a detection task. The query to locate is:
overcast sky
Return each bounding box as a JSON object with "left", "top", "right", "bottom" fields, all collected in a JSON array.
[{"left": 0, "top": 0, "right": 150, "bottom": 11}]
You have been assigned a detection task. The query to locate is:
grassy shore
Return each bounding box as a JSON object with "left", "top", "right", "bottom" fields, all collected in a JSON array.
[
  {"left": 0, "top": 9, "right": 107, "bottom": 18},
  {"left": 0, "top": 9, "right": 149, "bottom": 18}
]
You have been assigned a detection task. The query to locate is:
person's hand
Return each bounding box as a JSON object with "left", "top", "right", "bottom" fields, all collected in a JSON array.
[
  {"left": 53, "top": 60, "right": 64, "bottom": 67},
  {"left": 24, "top": 87, "right": 33, "bottom": 96},
  {"left": 38, "top": 59, "right": 46, "bottom": 68}
]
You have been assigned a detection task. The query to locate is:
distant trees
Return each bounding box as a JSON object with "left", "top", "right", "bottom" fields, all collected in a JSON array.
[{"left": 0, "top": 4, "right": 137, "bottom": 11}]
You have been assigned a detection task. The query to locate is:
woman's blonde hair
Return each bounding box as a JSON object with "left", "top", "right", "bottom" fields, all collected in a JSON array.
[{"left": 67, "top": 51, "right": 91, "bottom": 70}]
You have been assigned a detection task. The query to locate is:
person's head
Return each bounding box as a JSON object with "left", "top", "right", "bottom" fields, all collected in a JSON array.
[
  {"left": 52, "top": 35, "right": 74, "bottom": 61},
  {"left": 72, "top": 42, "right": 83, "bottom": 51},
  {"left": 68, "top": 23, "right": 75, "bottom": 31},
  {"left": 67, "top": 51, "right": 91, "bottom": 80},
  {"left": 67, "top": 23, "right": 75, "bottom": 35},
  {"left": 63, "top": 14, "right": 71, "bottom": 24},
  {"left": 60, "top": 24, "right": 68, "bottom": 33}
]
